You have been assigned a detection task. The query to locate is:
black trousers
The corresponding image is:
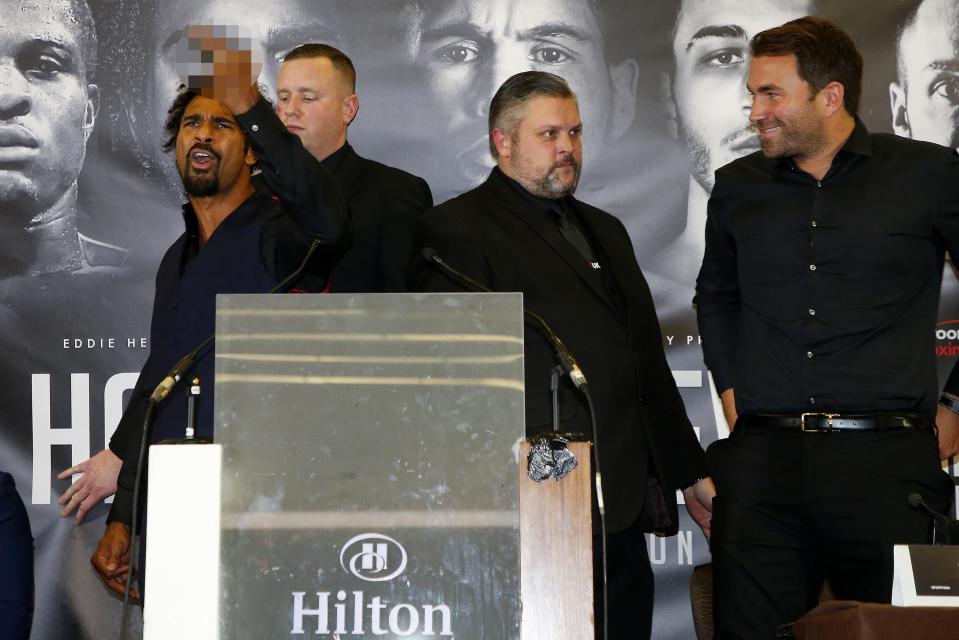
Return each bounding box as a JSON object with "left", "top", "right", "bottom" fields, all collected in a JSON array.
[
  {"left": 706, "top": 426, "right": 953, "bottom": 639},
  {"left": 593, "top": 515, "right": 654, "bottom": 640}
]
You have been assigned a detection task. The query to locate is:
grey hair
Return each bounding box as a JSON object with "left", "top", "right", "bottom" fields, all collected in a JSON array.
[{"left": 488, "top": 71, "right": 576, "bottom": 158}]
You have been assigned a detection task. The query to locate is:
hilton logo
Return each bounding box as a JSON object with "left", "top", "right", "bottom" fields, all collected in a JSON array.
[
  {"left": 340, "top": 533, "right": 408, "bottom": 582},
  {"left": 291, "top": 533, "right": 453, "bottom": 636}
]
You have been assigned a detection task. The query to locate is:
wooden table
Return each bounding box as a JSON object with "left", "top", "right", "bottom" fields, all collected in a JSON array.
[{"left": 793, "top": 600, "right": 959, "bottom": 639}]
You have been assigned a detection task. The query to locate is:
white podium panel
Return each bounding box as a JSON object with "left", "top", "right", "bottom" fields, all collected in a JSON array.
[{"left": 144, "top": 444, "right": 221, "bottom": 639}]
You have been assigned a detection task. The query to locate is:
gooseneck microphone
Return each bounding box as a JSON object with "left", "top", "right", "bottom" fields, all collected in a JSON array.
[
  {"left": 907, "top": 492, "right": 959, "bottom": 545},
  {"left": 119, "top": 238, "right": 323, "bottom": 640},
  {"left": 422, "top": 248, "right": 589, "bottom": 390},
  {"left": 908, "top": 492, "right": 955, "bottom": 523},
  {"left": 422, "top": 247, "right": 609, "bottom": 640}
]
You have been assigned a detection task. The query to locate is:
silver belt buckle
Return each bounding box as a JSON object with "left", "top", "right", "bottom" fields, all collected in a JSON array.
[{"left": 800, "top": 412, "right": 839, "bottom": 432}]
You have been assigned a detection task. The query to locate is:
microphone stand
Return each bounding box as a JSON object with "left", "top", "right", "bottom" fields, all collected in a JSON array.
[
  {"left": 118, "top": 239, "right": 321, "bottom": 640},
  {"left": 550, "top": 366, "right": 563, "bottom": 433},
  {"left": 423, "top": 248, "right": 609, "bottom": 640}
]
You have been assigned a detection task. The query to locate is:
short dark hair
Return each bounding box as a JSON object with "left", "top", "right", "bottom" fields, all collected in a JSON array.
[
  {"left": 751, "top": 16, "right": 863, "bottom": 116},
  {"left": 161, "top": 85, "right": 199, "bottom": 152},
  {"left": 160, "top": 86, "right": 253, "bottom": 161},
  {"left": 283, "top": 43, "right": 356, "bottom": 92},
  {"left": 488, "top": 71, "right": 576, "bottom": 158}
]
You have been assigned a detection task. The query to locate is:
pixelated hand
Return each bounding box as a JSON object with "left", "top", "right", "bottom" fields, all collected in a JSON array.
[
  {"left": 92, "top": 522, "right": 140, "bottom": 601},
  {"left": 57, "top": 448, "right": 121, "bottom": 523},
  {"left": 182, "top": 24, "right": 260, "bottom": 112},
  {"left": 935, "top": 401, "right": 959, "bottom": 460},
  {"left": 683, "top": 477, "right": 716, "bottom": 542}
]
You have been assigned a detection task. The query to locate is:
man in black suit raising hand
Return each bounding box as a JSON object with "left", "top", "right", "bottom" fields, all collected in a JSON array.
[
  {"left": 410, "top": 70, "right": 713, "bottom": 639},
  {"left": 57, "top": 43, "right": 434, "bottom": 528}
]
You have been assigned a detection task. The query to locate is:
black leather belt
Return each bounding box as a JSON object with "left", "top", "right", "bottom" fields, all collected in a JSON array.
[{"left": 739, "top": 412, "right": 932, "bottom": 432}]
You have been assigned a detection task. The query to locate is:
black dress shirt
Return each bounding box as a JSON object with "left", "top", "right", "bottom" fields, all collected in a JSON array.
[{"left": 695, "top": 120, "right": 959, "bottom": 416}]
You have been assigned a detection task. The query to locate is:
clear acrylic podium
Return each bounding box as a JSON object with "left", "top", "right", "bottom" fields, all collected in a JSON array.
[
  {"left": 216, "top": 292, "right": 524, "bottom": 638},
  {"left": 144, "top": 292, "right": 593, "bottom": 639}
]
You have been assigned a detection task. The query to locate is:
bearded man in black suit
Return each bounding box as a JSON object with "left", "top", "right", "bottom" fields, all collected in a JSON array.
[{"left": 409, "top": 70, "right": 713, "bottom": 640}]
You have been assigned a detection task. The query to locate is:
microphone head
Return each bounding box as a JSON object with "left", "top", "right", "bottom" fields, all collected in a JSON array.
[
  {"left": 907, "top": 492, "right": 924, "bottom": 509},
  {"left": 422, "top": 247, "right": 438, "bottom": 262}
]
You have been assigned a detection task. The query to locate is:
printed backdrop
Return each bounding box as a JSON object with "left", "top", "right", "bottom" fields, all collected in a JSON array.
[{"left": 4, "top": 0, "right": 958, "bottom": 637}]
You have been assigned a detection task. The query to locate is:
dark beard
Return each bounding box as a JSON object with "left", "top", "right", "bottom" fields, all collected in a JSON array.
[
  {"left": 182, "top": 170, "right": 219, "bottom": 197},
  {"left": 180, "top": 142, "right": 221, "bottom": 197}
]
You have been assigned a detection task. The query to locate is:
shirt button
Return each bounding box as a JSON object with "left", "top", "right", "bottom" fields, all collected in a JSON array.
[
  {"left": 807, "top": 351, "right": 814, "bottom": 358},
  {"left": 811, "top": 220, "right": 818, "bottom": 228},
  {"left": 809, "top": 396, "right": 816, "bottom": 404},
  {"left": 808, "top": 308, "right": 816, "bottom": 316},
  {"left": 809, "top": 264, "right": 817, "bottom": 271},
  {"left": 251, "top": 124, "right": 259, "bottom": 132}
]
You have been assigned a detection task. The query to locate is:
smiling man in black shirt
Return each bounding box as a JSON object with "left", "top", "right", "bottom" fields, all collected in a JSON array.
[{"left": 695, "top": 16, "right": 959, "bottom": 638}]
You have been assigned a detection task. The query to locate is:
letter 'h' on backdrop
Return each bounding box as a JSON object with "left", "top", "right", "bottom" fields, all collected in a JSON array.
[{"left": 143, "top": 292, "right": 593, "bottom": 638}]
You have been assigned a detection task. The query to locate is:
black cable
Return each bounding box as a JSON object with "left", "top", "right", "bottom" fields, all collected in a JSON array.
[
  {"left": 523, "top": 308, "right": 589, "bottom": 391},
  {"left": 423, "top": 249, "right": 589, "bottom": 390},
  {"left": 584, "top": 388, "right": 608, "bottom": 640},
  {"left": 119, "top": 399, "right": 155, "bottom": 640}
]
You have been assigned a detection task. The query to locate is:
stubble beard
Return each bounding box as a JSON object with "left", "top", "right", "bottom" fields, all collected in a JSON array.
[
  {"left": 756, "top": 112, "right": 827, "bottom": 160},
  {"left": 537, "top": 163, "right": 580, "bottom": 198},
  {"left": 518, "top": 155, "right": 582, "bottom": 199},
  {"left": 678, "top": 121, "right": 715, "bottom": 194},
  {"left": 680, "top": 119, "right": 761, "bottom": 194}
]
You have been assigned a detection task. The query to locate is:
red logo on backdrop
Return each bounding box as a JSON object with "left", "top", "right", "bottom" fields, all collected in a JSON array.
[{"left": 936, "top": 320, "right": 959, "bottom": 357}]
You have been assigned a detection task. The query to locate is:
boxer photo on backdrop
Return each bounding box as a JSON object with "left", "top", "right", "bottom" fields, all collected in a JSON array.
[
  {"left": 407, "top": 0, "right": 639, "bottom": 201},
  {"left": 889, "top": 0, "right": 959, "bottom": 151},
  {"left": 0, "top": 0, "right": 127, "bottom": 278},
  {"left": 654, "top": 0, "right": 812, "bottom": 311}
]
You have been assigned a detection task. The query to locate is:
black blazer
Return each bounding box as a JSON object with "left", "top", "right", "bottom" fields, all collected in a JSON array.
[
  {"left": 328, "top": 144, "right": 433, "bottom": 292},
  {"left": 410, "top": 168, "right": 706, "bottom": 534}
]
